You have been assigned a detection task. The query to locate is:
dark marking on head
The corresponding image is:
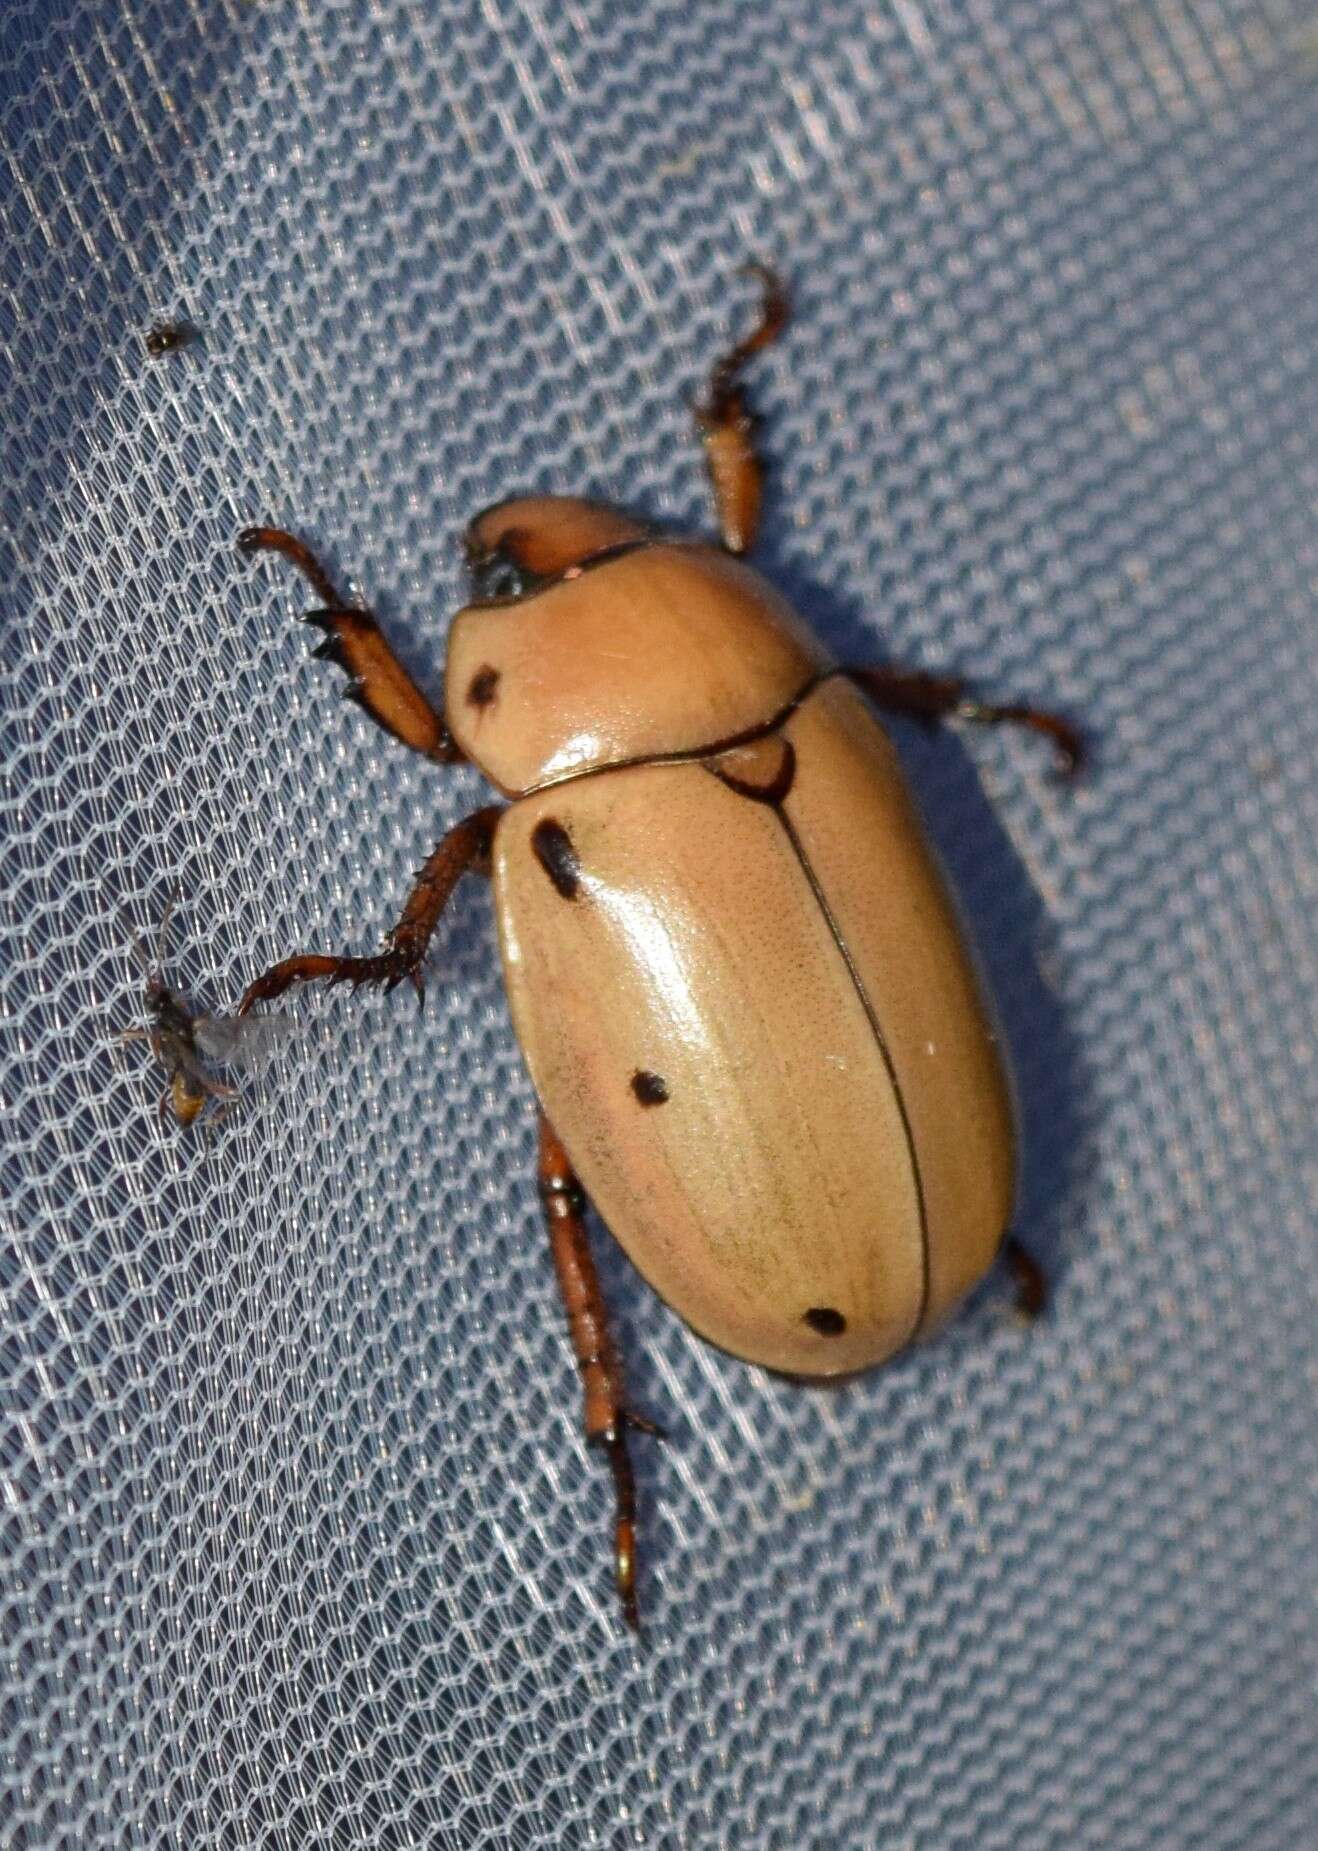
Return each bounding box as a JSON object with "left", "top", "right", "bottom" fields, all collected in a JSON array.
[
  {"left": 711, "top": 737, "right": 797, "bottom": 807},
  {"left": 466, "top": 532, "right": 539, "bottom": 602},
  {"left": 531, "top": 819, "right": 581, "bottom": 899},
  {"left": 803, "top": 1306, "right": 847, "bottom": 1337},
  {"left": 465, "top": 508, "right": 654, "bottom": 607},
  {"left": 631, "top": 1070, "right": 669, "bottom": 1106},
  {"left": 467, "top": 664, "right": 500, "bottom": 708}
]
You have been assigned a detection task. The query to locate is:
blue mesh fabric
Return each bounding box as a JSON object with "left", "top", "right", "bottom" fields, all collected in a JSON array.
[{"left": 2, "top": 2, "right": 1316, "bottom": 1845}]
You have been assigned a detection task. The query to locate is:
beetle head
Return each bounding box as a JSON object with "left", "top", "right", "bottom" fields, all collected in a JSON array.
[{"left": 464, "top": 496, "right": 651, "bottom": 601}]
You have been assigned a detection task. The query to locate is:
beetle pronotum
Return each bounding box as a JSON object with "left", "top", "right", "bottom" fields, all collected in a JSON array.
[{"left": 236, "top": 267, "right": 1076, "bottom": 1630}]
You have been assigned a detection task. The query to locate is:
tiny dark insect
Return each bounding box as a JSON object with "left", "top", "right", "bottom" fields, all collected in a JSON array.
[
  {"left": 145, "top": 322, "right": 198, "bottom": 359},
  {"left": 117, "top": 888, "right": 286, "bottom": 1127}
]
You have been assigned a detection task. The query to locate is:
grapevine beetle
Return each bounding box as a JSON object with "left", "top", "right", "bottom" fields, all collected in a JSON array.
[{"left": 236, "top": 267, "right": 1078, "bottom": 1630}]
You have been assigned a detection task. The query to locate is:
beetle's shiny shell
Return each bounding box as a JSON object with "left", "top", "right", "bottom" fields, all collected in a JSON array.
[{"left": 451, "top": 504, "right": 1017, "bottom": 1380}]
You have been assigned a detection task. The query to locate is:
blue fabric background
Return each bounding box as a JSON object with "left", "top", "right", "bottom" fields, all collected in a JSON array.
[{"left": 2, "top": 2, "right": 1315, "bottom": 1844}]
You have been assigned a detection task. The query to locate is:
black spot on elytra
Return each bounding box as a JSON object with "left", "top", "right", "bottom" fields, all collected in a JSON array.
[
  {"left": 531, "top": 819, "right": 581, "bottom": 899},
  {"left": 631, "top": 1070, "right": 669, "bottom": 1106},
  {"left": 803, "top": 1307, "right": 846, "bottom": 1337},
  {"left": 467, "top": 664, "right": 500, "bottom": 707}
]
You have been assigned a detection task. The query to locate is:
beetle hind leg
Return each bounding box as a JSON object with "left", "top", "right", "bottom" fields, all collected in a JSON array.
[
  {"left": 695, "top": 262, "right": 789, "bottom": 557},
  {"left": 844, "top": 666, "right": 1083, "bottom": 777},
  {"left": 238, "top": 525, "right": 464, "bottom": 763},
  {"left": 538, "top": 1112, "right": 663, "bottom": 1633},
  {"left": 238, "top": 805, "right": 502, "bottom": 1014}
]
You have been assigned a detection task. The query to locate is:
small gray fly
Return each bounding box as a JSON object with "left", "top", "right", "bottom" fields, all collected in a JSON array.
[{"left": 118, "top": 886, "right": 290, "bottom": 1128}]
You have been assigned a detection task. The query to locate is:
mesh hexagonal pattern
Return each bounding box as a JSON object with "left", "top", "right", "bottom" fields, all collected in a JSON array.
[{"left": 2, "top": 2, "right": 1316, "bottom": 1846}]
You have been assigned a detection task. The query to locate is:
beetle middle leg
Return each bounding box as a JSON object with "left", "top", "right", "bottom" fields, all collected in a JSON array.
[
  {"left": 695, "top": 262, "right": 789, "bottom": 557},
  {"left": 844, "top": 665, "right": 1084, "bottom": 777},
  {"left": 538, "top": 1112, "right": 663, "bottom": 1633},
  {"left": 238, "top": 525, "right": 464, "bottom": 763},
  {"left": 238, "top": 805, "right": 502, "bottom": 1012}
]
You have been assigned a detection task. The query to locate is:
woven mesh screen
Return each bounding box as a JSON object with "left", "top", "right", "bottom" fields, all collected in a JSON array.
[{"left": 3, "top": 1, "right": 1317, "bottom": 1844}]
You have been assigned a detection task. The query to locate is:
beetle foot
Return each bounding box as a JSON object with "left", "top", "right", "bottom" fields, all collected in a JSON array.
[
  {"left": 238, "top": 524, "right": 345, "bottom": 608},
  {"left": 237, "top": 944, "right": 425, "bottom": 1015},
  {"left": 695, "top": 261, "right": 789, "bottom": 556},
  {"left": 955, "top": 699, "right": 1084, "bottom": 778},
  {"left": 597, "top": 1423, "right": 653, "bottom": 1634},
  {"left": 696, "top": 260, "right": 789, "bottom": 426},
  {"left": 237, "top": 807, "right": 501, "bottom": 1019},
  {"left": 845, "top": 666, "right": 1084, "bottom": 778}
]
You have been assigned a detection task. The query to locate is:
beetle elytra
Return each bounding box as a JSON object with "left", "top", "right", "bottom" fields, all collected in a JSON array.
[{"left": 236, "top": 268, "right": 1077, "bottom": 1630}]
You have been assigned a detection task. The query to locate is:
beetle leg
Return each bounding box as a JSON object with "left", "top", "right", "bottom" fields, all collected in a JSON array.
[
  {"left": 238, "top": 525, "right": 465, "bottom": 764},
  {"left": 694, "top": 262, "right": 789, "bottom": 557},
  {"left": 238, "top": 805, "right": 503, "bottom": 1013},
  {"left": 1004, "top": 1237, "right": 1047, "bottom": 1320},
  {"left": 538, "top": 1112, "right": 662, "bottom": 1633},
  {"left": 844, "top": 666, "right": 1083, "bottom": 777}
]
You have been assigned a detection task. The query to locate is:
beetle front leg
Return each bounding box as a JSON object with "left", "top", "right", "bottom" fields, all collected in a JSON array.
[
  {"left": 695, "top": 262, "right": 789, "bottom": 557},
  {"left": 238, "top": 525, "right": 464, "bottom": 763},
  {"left": 844, "top": 666, "right": 1083, "bottom": 777},
  {"left": 538, "top": 1113, "right": 663, "bottom": 1633},
  {"left": 238, "top": 805, "right": 503, "bottom": 1013}
]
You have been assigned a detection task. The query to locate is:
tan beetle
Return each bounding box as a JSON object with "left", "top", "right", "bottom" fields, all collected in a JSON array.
[{"left": 237, "top": 267, "right": 1078, "bottom": 1631}]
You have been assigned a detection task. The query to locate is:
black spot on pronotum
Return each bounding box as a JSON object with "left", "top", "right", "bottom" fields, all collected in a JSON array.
[
  {"left": 531, "top": 818, "right": 581, "bottom": 899},
  {"left": 803, "top": 1307, "right": 847, "bottom": 1337},
  {"left": 467, "top": 664, "right": 500, "bottom": 707},
  {"left": 631, "top": 1070, "right": 669, "bottom": 1106}
]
